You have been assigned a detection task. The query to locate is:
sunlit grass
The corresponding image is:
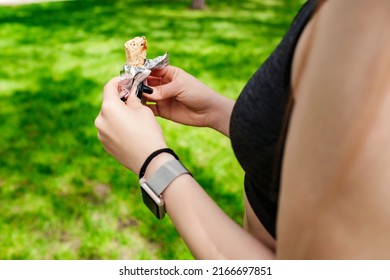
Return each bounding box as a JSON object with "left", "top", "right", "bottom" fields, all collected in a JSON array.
[{"left": 0, "top": 0, "right": 305, "bottom": 259}]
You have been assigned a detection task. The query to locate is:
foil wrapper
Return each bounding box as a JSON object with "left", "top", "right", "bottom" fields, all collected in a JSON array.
[{"left": 118, "top": 52, "right": 169, "bottom": 101}]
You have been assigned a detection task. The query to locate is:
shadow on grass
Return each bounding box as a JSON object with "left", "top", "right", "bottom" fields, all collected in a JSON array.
[
  {"left": 0, "top": 69, "right": 194, "bottom": 259},
  {"left": 1, "top": 71, "right": 98, "bottom": 178}
]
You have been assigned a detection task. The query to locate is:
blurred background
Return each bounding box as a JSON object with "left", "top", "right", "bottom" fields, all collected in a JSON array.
[{"left": 0, "top": 0, "right": 305, "bottom": 259}]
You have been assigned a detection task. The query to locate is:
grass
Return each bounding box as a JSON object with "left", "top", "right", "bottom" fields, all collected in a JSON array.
[{"left": 0, "top": 0, "right": 305, "bottom": 259}]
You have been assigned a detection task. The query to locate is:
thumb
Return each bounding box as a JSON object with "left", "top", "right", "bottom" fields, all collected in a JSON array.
[
  {"left": 125, "top": 85, "right": 143, "bottom": 109},
  {"left": 147, "top": 82, "right": 179, "bottom": 101},
  {"left": 102, "top": 77, "right": 122, "bottom": 103}
]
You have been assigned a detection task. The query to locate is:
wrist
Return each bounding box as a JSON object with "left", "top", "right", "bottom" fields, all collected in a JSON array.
[
  {"left": 144, "top": 152, "right": 176, "bottom": 180},
  {"left": 139, "top": 157, "right": 191, "bottom": 219},
  {"left": 209, "top": 95, "right": 235, "bottom": 137}
]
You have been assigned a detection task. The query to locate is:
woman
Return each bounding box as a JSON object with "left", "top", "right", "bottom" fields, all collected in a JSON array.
[{"left": 95, "top": 0, "right": 390, "bottom": 259}]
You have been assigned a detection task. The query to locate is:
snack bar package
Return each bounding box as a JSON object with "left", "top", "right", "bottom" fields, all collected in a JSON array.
[{"left": 118, "top": 36, "right": 169, "bottom": 102}]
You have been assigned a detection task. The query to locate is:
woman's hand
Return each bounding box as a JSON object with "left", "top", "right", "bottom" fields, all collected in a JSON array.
[
  {"left": 145, "top": 66, "right": 235, "bottom": 137},
  {"left": 95, "top": 77, "right": 168, "bottom": 174}
]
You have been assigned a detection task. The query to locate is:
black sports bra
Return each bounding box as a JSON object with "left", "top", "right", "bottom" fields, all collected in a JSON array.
[{"left": 230, "top": 0, "right": 317, "bottom": 238}]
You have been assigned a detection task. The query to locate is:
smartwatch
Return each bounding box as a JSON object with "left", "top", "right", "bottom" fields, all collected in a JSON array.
[{"left": 139, "top": 159, "right": 191, "bottom": 219}]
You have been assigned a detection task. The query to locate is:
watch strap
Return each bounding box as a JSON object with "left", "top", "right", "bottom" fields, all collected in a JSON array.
[
  {"left": 146, "top": 159, "right": 191, "bottom": 196},
  {"left": 139, "top": 148, "right": 179, "bottom": 178}
]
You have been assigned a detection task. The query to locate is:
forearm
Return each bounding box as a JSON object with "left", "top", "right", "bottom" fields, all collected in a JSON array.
[
  {"left": 145, "top": 154, "right": 274, "bottom": 259},
  {"left": 166, "top": 175, "right": 274, "bottom": 259},
  {"left": 208, "top": 94, "right": 235, "bottom": 137}
]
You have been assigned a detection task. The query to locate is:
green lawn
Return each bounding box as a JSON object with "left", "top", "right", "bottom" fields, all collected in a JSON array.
[{"left": 0, "top": 0, "right": 305, "bottom": 259}]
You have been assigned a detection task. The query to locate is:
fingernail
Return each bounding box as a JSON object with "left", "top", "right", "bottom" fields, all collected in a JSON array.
[
  {"left": 136, "top": 83, "right": 144, "bottom": 99},
  {"left": 143, "top": 85, "right": 153, "bottom": 94}
]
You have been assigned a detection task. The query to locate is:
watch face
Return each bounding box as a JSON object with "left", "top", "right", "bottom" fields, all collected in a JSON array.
[{"left": 140, "top": 183, "right": 165, "bottom": 219}]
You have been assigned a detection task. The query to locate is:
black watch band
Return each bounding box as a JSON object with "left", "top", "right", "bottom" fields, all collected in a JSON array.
[{"left": 139, "top": 148, "right": 178, "bottom": 178}]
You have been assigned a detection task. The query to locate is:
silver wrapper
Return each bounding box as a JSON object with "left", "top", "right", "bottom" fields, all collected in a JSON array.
[{"left": 118, "top": 52, "right": 169, "bottom": 101}]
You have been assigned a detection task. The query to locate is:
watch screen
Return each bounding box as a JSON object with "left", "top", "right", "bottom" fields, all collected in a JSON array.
[{"left": 141, "top": 187, "right": 164, "bottom": 219}]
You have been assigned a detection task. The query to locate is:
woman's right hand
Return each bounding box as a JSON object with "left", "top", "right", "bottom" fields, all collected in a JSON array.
[{"left": 145, "top": 66, "right": 235, "bottom": 137}]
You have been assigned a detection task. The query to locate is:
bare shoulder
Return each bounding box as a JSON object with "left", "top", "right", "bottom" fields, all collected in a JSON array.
[
  {"left": 277, "top": 0, "right": 390, "bottom": 259},
  {"left": 293, "top": 0, "right": 390, "bottom": 96}
]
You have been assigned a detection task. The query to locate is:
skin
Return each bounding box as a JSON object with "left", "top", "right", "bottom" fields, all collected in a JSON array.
[
  {"left": 95, "top": 0, "right": 390, "bottom": 259},
  {"left": 279, "top": 0, "right": 390, "bottom": 259}
]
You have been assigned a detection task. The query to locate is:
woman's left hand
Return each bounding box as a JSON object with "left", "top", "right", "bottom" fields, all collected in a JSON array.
[{"left": 94, "top": 77, "right": 168, "bottom": 175}]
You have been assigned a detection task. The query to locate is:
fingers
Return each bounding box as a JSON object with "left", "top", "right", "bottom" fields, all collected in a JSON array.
[
  {"left": 142, "top": 84, "right": 154, "bottom": 94},
  {"left": 102, "top": 76, "right": 121, "bottom": 102},
  {"left": 149, "top": 66, "right": 170, "bottom": 80},
  {"left": 94, "top": 111, "right": 104, "bottom": 131},
  {"left": 147, "top": 103, "right": 160, "bottom": 117},
  {"left": 147, "top": 82, "right": 179, "bottom": 102},
  {"left": 147, "top": 71, "right": 168, "bottom": 87},
  {"left": 146, "top": 66, "right": 190, "bottom": 102},
  {"left": 101, "top": 65, "right": 179, "bottom": 110},
  {"left": 135, "top": 83, "right": 153, "bottom": 100},
  {"left": 125, "top": 85, "right": 144, "bottom": 109},
  {"left": 102, "top": 76, "right": 144, "bottom": 110},
  {"left": 147, "top": 65, "right": 179, "bottom": 86}
]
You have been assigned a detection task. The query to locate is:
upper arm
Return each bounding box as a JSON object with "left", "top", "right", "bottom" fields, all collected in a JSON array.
[{"left": 277, "top": 0, "right": 390, "bottom": 259}]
